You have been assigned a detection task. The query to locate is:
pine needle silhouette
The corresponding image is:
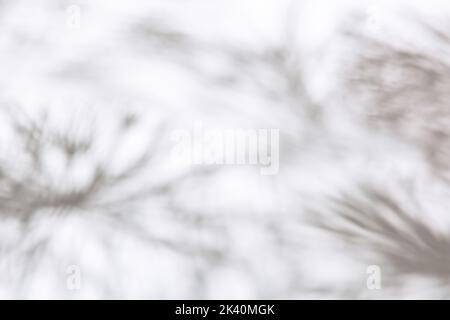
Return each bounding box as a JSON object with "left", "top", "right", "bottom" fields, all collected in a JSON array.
[
  {"left": 313, "top": 184, "right": 450, "bottom": 282},
  {"left": 345, "top": 15, "right": 450, "bottom": 173}
]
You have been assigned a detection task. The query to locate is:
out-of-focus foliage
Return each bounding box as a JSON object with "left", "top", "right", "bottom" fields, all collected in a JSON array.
[{"left": 1, "top": 0, "right": 450, "bottom": 299}]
